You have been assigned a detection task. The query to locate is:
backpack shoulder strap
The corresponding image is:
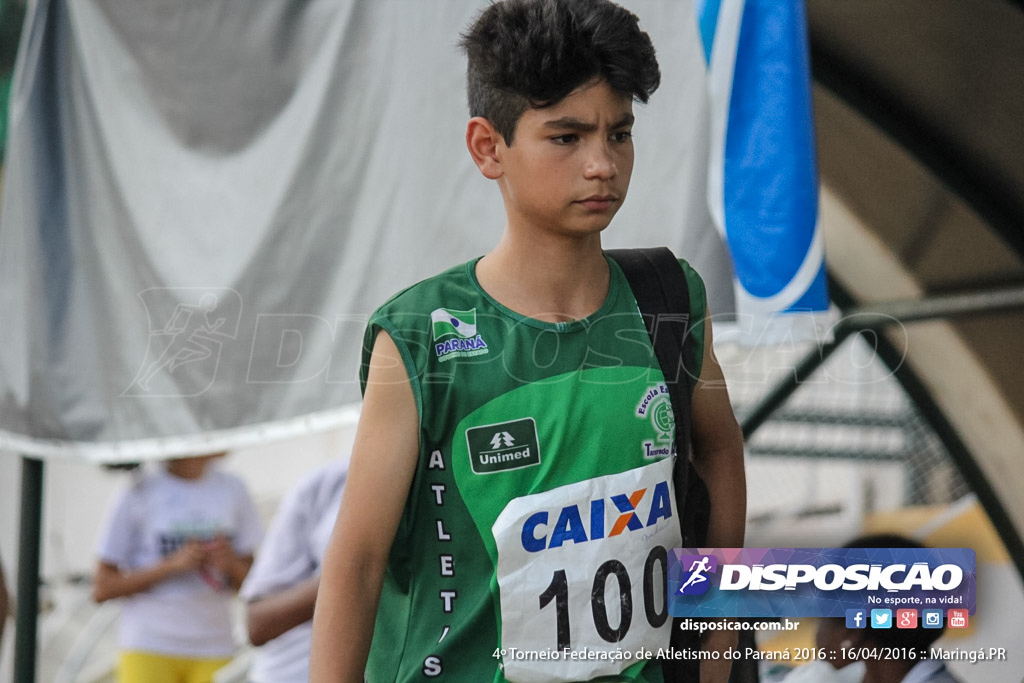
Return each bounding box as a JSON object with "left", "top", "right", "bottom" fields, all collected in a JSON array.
[
  {"left": 606, "top": 247, "right": 693, "bottom": 500},
  {"left": 607, "top": 247, "right": 706, "bottom": 681}
]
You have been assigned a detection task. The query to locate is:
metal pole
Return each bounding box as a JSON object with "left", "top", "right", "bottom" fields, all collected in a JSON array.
[
  {"left": 739, "top": 284, "right": 1024, "bottom": 440},
  {"left": 850, "top": 285, "right": 1024, "bottom": 324},
  {"left": 14, "top": 456, "right": 44, "bottom": 683},
  {"left": 740, "top": 325, "right": 855, "bottom": 440}
]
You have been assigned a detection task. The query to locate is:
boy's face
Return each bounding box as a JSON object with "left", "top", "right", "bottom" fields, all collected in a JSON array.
[{"left": 494, "top": 78, "right": 635, "bottom": 239}]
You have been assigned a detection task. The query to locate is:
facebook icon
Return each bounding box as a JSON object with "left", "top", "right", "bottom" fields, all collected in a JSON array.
[{"left": 846, "top": 609, "right": 867, "bottom": 629}]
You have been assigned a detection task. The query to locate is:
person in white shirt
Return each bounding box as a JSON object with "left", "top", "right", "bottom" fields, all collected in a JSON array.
[
  {"left": 240, "top": 459, "right": 348, "bottom": 683},
  {"left": 93, "top": 453, "right": 263, "bottom": 683}
]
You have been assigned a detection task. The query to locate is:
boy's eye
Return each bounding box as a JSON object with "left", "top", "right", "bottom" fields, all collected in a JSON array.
[
  {"left": 611, "top": 130, "right": 633, "bottom": 143},
  {"left": 551, "top": 134, "right": 579, "bottom": 144}
]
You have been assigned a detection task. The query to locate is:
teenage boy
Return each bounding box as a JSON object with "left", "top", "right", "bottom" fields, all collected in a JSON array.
[{"left": 310, "top": 1, "right": 746, "bottom": 681}]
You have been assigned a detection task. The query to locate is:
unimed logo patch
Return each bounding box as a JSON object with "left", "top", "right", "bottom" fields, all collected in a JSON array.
[{"left": 467, "top": 418, "right": 541, "bottom": 474}]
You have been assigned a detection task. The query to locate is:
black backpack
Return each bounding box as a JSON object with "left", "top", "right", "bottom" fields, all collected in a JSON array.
[{"left": 607, "top": 248, "right": 710, "bottom": 682}]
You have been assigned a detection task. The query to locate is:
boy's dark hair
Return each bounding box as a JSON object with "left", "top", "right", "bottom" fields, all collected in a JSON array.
[{"left": 459, "top": 0, "right": 660, "bottom": 144}]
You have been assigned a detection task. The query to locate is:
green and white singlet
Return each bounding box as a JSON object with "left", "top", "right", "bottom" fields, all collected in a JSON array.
[{"left": 361, "top": 255, "right": 707, "bottom": 682}]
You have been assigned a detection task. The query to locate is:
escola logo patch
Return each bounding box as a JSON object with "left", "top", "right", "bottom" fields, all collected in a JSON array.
[
  {"left": 636, "top": 384, "right": 676, "bottom": 458},
  {"left": 467, "top": 418, "right": 541, "bottom": 474},
  {"left": 431, "top": 307, "right": 490, "bottom": 362}
]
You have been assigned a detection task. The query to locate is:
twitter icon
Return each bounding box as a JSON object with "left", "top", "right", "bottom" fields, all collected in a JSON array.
[{"left": 870, "top": 609, "right": 892, "bottom": 629}]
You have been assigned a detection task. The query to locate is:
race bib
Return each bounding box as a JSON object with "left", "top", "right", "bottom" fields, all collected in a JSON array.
[{"left": 492, "top": 459, "right": 680, "bottom": 683}]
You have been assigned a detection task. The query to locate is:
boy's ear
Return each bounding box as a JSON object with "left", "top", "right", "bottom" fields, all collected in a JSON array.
[{"left": 466, "top": 117, "right": 504, "bottom": 180}]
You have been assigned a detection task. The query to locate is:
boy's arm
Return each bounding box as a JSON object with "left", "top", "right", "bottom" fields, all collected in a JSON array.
[
  {"left": 690, "top": 314, "right": 745, "bottom": 550},
  {"left": 310, "top": 330, "right": 420, "bottom": 683},
  {"left": 689, "top": 314, "right": 746, "bottom": 683}
]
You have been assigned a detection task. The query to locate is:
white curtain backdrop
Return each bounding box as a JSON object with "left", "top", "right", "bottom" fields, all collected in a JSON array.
[{"left": 0, "top": 0, "right": 734, "bottom": 461}]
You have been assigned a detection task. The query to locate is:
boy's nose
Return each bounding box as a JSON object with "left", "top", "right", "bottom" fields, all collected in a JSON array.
[{"left": 583, "top": 143, "right": 617, "bottom": 180}]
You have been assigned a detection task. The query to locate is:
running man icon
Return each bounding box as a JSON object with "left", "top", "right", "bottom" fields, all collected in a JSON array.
[
  {"left": 125, "top": 288, "right": 241, "bottom": 397},
  {"left": 678, "top": 555, "right": 715, "bottom": 595},
  {"left": 136, "top": 294, "right": 226, "bottom": 388}
]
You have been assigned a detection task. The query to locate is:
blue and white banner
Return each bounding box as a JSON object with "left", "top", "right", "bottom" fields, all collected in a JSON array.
[{"left": 697, "top": 0, "right": 832, "bottom": 344}]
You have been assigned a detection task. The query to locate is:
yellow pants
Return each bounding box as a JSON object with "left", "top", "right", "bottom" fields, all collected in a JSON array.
[{"left": 117, "top": 650, "right": 231, "bottom": 683}]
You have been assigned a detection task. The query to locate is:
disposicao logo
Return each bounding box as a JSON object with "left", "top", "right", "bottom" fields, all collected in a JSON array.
[
  {"left": 668, "top": 547, "right": 976, "bottom": 619},
  {"left": 677, "top": 555, "right": 718, "bottom": 595}
]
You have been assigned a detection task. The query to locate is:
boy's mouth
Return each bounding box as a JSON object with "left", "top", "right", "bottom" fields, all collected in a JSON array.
[{"left": 575, "top": 194, "right": 618, "bottom": 210}]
